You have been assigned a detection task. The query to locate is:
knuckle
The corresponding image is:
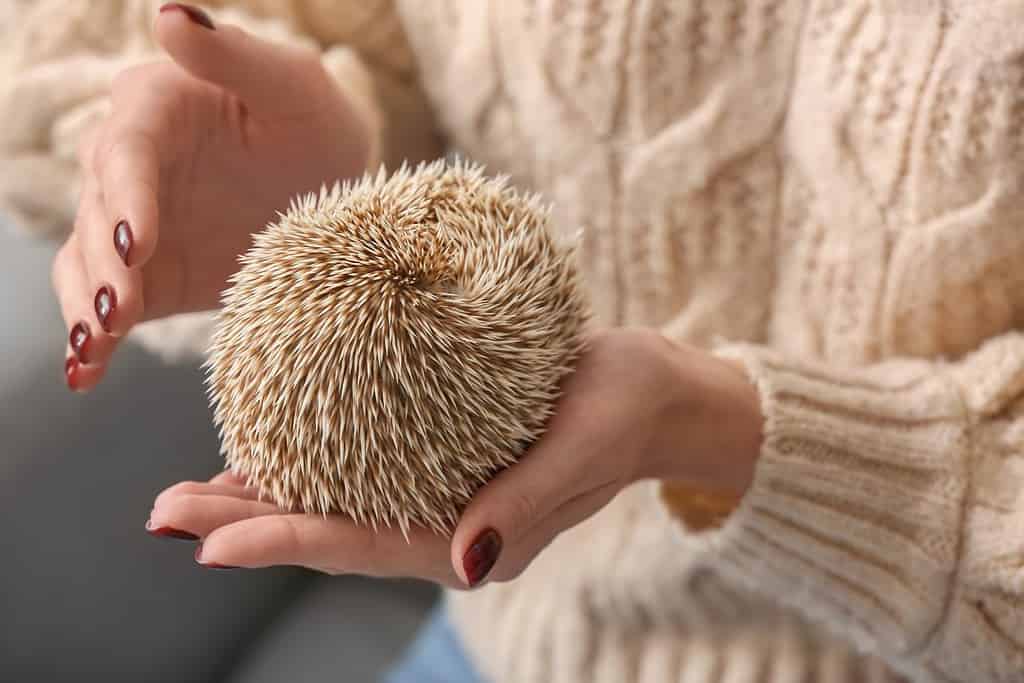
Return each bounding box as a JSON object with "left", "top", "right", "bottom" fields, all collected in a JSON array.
[
  {"left": 109, "top": 67, "right": 138, "bottom": 96},
  {"left": 160, "top": 494, "right": 195, "bottom": 521},
  {"left": 98, "top": 134, "right": 129, "bottom": 169},
  {"left": 323, "top": 525, "right": 376, "bottom": 576},
  {"left": 244, "top": 500, "right": 268, "bottom": 519},
  {"left": 92, "top": 133, "right": 119, "bottom": 174},
  {"left": 89, "top": 134, "right": 106, "bottom": 173},
  {"left": 110, "top": 63, "right": 162, "bottom": 97},
  {"left": 96, "top": 129, "right": 157, "bottom": 183},
  {"left": 508, "top": 490, "right": 539, "bottom": 529},
  {"left": 174, "top": 481, "right": 205, "bottom": 495},
  {"left": 107, "top": 69, "right": 181, "bottom": 146},
  {"left": 112, "top": 64, "right": 146, "bottom": 88},
  {"left": 76, "top": 127, "right": 103, "bottom": 168},
  {"left": 157, "top": 481, "right": 203, "bottom": 506},
  {"left": 275, "top": 516, "right": 305, "bottom": 557}
]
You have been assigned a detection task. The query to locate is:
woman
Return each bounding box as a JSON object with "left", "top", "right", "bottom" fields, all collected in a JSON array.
[{"left": 3, "top": 1, "right": 1023, "bottom": 681}]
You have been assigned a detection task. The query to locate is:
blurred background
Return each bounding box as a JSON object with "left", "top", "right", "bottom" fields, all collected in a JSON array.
[{"left": 0, "top": 222, "right": 438, "bottom": 682}]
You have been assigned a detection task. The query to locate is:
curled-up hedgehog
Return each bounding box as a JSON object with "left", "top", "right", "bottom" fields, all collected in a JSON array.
[{"left": 206, "top": 160, "right": 590, "bottom": 536}]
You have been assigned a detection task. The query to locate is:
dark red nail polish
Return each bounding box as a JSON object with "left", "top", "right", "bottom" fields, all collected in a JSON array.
[
  {"left": 159, "top": 3, "right": 216, "bottom": 30},
  {"left": 114, "top": 220, "right": 133, "bottom": 266},
  {"left": 462, "top": 528, "right": 501, "bottom": 587},
  {"left": 195, "top": 544, "right": 238, "bottom": 570},
  {"left": 69, "top": 322, "right": 91, "bottom": 363},
  {"left": 146, "top": 522, "right": 200, "bottom": 542},
  {"left": 64, "top": 356, "right": 80, "bottom": 391},
  {"left": 94, "top": 286, "right": 116, "bottom": 332}
]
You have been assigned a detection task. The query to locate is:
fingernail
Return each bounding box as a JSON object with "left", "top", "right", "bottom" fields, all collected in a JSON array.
[
  {"left": 64, "top": 356, "right": 80, "bottom": 391},
  {"left": 146, "top": 520, "right": 200, "bottom": 542},
  {"left": 195, "top": 544, "right": 238, "bottom": 570},
  {"left": 462, "top": 528, "right": 501, "bottom": 587},
  {"left": 69, "top": 322, "right": 91, "bottom": 363},
  {"left": 94, "top": 286, "right": 116, "bottom": 333},
  {"left": 114, "top": 220, "right": 133, "bottom": 266},
  {"left": 159, "top": 3, "right": 216, "bottom": 30}
]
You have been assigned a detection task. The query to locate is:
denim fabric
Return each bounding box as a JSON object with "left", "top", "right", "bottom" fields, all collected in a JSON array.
[{"left": 383, "top": 604, "right": 484, "bottom": 683}]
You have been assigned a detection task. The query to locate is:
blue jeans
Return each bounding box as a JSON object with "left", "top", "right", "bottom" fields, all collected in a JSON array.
[{"left": 384, "top": 604, "right": 484, "bottom": 683}]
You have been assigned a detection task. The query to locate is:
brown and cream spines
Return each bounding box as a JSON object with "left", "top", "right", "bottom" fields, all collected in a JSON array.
[{"left": 206, "top": 161, "right": 589, "bottom": 535}]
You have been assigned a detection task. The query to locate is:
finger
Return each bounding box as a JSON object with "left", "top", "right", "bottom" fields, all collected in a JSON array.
[
  {"left": 62, "top": 355, "right": 107, "bottom": 394},
  {"left": 483, "top": 482, "right": 620, "bottom": 585},
  {"left": 76, "top": 124, "right": 101, "bottom": 170},
  {"left": 209, "top": 469, "right": 254, "bottom": 488},
  {"left": 53, "top": 234, "right": 109, "bottom": 391},
  {"left": 198, "top": 515, "right": 457, "bottom": 584},
  {"left": 148, "top": 493, "right": 282, "bottom": 539},
  {"left": 94, "top": 127, "right": 160, "bottom": 269},
  {"left": 153, "top": 479, "right": 263, "bottom": 510},
  {"left": 450, "top": 439, "right": 620, "bottom": 587},
  {"left": 155, "top": 7, "right": 322, "bottom": 115},
  {"left": 52, "top": 233, "right": 116, "bottom": 389},
  {"left": 80, "top": 133, "right": 149, "bottom": 338}
]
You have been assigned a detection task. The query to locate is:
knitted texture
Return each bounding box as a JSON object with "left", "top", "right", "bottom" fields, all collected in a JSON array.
[{"left": 6, "top": 2, "right": 1024, "bottom": 682}]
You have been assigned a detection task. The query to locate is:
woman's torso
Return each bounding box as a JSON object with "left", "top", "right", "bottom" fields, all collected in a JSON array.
[
  {"left": 344, "top": 2, "right": 1024, "bottom": 681},
  {"left": 395, "top": 0, "right": 1024, "bottom": 366}
]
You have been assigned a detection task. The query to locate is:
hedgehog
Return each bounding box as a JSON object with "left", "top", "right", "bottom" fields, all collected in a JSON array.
[{"left": 206, "top": 160, "right": 590, "bottom": 536}]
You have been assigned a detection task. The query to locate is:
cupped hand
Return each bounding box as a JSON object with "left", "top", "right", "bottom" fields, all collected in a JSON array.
[
  {"left": 147, "top": 328, "right": 764, "bottom": 588},
  {"left": 56, "top": 4, "right": 372, "bottom": 391}
]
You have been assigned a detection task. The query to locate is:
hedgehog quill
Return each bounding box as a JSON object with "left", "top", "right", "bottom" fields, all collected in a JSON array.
[{"left": 206, "top": 161, "right": 590, "bottom": 537}]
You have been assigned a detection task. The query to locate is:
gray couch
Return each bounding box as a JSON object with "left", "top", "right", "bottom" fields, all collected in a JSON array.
[{"left": 0, "top": 226, "right": 438, "bottom": 682}]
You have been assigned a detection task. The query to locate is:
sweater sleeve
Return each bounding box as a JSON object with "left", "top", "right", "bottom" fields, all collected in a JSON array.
[
  {"left": 0, "top": 0, "right": 442, "bottom": 242},
  {"left": 660, "top": 331, "right": 1024, "bottom": 682}
]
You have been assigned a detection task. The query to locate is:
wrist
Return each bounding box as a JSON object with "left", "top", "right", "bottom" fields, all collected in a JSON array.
[
  {"left": 641, "top": 337, "right": 764, "bottom": 498},
  {"left": 709, "top": 356, "right": 764, "bottom": 496}
]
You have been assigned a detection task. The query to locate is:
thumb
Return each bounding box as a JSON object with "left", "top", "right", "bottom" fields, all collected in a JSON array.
[
  {"left": 450, "top": 462, "right": 550, "bottom": 589},
  {"left": 451, "top": 443, "right": 616, "bottom": 588},
  {"left": 154, "top": 4, "right": 321, "bottom": 114}
]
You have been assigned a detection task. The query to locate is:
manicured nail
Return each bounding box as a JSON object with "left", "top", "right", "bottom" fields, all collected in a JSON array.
[
  {"left": 146, "top": 520, "right": 200, "bottom": 541},
  {"left": 69, "top": 322, "right": 91, "bottom": 363},
  {"left": 195, "top": 544, "right": 238, "bottom": 570},
  {"left": 462, "top": 528, "right": 501, "bottom": 587},
  {"left": 64, "top": 356, "right": 80, "bottom": 391},
  {"left": 114, "top": 220, "right": 133, "bottom": 266},
  {"left": 94, "top": 286, "right": 116, "bottom": 332},
  {"left": 159, "top": 3, "right": 216, "bottom": 30}
]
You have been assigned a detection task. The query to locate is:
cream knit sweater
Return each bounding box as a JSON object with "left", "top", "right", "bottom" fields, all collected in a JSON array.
[{"left": 4, "top": 2, "right": 1024, "bottom": 682}]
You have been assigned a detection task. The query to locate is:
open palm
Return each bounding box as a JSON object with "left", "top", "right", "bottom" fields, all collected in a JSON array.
[{"left": 56, "top": 6, "right": 372, "bottom": 390}]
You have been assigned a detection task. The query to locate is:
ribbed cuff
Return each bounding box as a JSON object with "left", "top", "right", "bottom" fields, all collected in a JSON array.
[{"left": 662, "top": 344, "right": 971, "bottom": 656}]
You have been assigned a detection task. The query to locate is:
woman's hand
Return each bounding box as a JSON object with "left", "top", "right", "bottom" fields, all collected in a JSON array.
[
  {"left": 55, "top": 4, "right": 373, "bottom": 391},
  {"left": 147, "top": 328, "right": 764, "bottom": 587}
]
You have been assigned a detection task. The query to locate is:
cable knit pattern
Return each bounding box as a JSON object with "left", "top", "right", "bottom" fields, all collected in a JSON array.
[{"left": 5, "top": 2, "right": 1024, "bottom": 682}]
